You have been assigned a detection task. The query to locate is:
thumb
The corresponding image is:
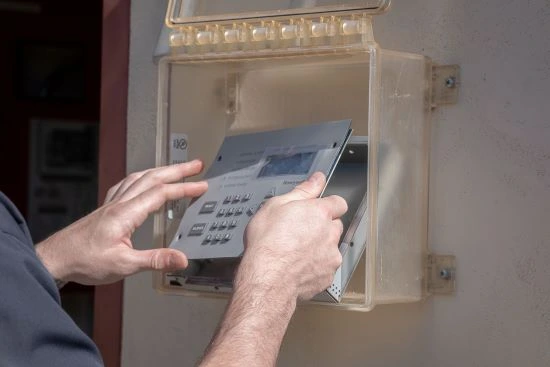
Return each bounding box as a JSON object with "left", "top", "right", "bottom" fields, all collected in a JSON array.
[
  {"left": 278, "top": 171, "right": 326, "bottom": 204},
  {"left": 131, "top": 248, "right": 189, "bottom": 273}
]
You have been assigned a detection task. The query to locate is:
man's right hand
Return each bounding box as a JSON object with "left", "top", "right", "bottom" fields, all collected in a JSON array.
[
  {"left": 239, "top": 171, "right": 348, "bottom": 301},
  {"left": 200, "top": 172, "right": 347, "bottom": 367}
]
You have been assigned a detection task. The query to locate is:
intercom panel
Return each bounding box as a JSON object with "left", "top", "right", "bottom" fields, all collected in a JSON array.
[
  {"left": 165, "top": 133, "right": 368, "bottom": 303},
  {"left": 169, "top": 120, "right": 352, "bottom": 260}
]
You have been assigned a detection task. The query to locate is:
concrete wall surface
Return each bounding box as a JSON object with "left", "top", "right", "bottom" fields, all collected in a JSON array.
[{"left": 122, "top": 0, "right": 550, "bottom": 366}]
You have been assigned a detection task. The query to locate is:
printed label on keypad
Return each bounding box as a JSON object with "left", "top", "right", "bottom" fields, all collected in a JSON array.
[{"left": 188, "top": 223, "right": 207, "bottom": 236}]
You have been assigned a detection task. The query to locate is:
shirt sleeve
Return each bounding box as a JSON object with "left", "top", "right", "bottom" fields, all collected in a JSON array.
[{"left": 0, "top": 196, "right": 103, "bottom": 367}]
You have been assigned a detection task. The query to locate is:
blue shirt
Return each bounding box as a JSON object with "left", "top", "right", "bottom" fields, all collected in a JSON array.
[{"left": 0, "top": 192, "right": 103, "bottom": 367}]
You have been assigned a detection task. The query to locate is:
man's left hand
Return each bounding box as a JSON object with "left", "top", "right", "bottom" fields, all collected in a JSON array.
[{"left": 36, "top": 160, "right": 208, "bottom": 285}]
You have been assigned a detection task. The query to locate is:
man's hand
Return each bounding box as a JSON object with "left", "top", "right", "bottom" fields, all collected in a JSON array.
[
  {"left": 201, "top": 172, "right": 347, "bottom": 367},
  {"left": 35, "top": 160, "right": 208, "bottom": 285},
  {"left": 238, "top": 171, "right": 347, "bottom": 300}
]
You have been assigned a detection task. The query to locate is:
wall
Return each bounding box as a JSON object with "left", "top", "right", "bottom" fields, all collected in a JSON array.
[{"left": 123, "top": 0, "right": 550, "bottom": 366}]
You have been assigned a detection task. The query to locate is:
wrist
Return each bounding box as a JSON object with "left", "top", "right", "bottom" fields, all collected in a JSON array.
[
  {"left": 35, "top": 236, "right": 71, "bottom": 283},
  {"left": 233, "top": 278, "right": 297, "bottom": 316},
  {"left": 236, "top": 249, "right": 299, "bottom": 305},
  {"left": 200, "top": 249, "right": 298, "bottom": 367}
]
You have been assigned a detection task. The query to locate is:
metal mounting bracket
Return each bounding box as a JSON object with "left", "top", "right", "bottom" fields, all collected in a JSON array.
[
  {"left": 426, "top": 254, "right": 456, "bottom": 295},
  {"left": 431, "top": 64, "right": 460, "bottom": 109}
]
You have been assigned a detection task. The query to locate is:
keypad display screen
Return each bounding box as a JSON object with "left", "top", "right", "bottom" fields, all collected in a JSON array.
[{"left": 257, "top": 151, "right": 317, "bottom": 178}]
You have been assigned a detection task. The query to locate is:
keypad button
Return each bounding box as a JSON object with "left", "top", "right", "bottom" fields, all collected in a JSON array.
[
  {"left": 219, "top": 221, "right": 228, "bottom": 229},
  {"left": 223, "top": 233, "right": 232, "bottom": 242},
  {"left": 229, "top": 220, "right": 238, "bottom": 228},
  {"left": 226, "top": 208, "right": 235, "bottom": 216},
  {"left": 246, "top": 207, "right": 255, "bottom": 216},
  {"left": 217, "top": 209, "right": 227, "bottom": 217},
  {"left": 235, "top": 207, "right": 243, "bottom": 216},
  {"left": 202, "top": 234, "right": 213, "bottom": 244},
  {"left": 232, "top": 194, "right": 241, "bottom": 203},
  {"left": 243, "top": 193, "right": 252, "bottom": 202},
  {"left": 199, "top": 201, "right": 217, "bottom": 214},
  {"left": 210, "top": 222, "right": 218, "bottom": 230},
  {"left": 214, "top": 234, "right": 223, "bottom": 242},
  {"left": 188, "top": 223, "right": 207, "bottom": 236},
  {"left": 223, "top": 195, "right": 232, "bottom": 204}
]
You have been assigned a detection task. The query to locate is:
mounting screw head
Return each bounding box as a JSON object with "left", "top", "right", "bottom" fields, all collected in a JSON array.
[
  {"left": 439, "top": 268, "right": 452, "bottom": 280},
  {"left": 445, "top": 77, "right": 457, "bottom": 88}
]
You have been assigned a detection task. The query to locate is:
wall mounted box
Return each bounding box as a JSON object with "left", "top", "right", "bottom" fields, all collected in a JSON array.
[{"left": 153, "top": 0, "right": 457, "bottom": 311}]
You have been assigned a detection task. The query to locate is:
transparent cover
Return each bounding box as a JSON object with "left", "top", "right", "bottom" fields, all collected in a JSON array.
[
  {"left": 168, "top": 0, "right": 390, "bottom": 26},
  {"left": 153, "top": 45, "right": 432, "bottom": 311},
  {"left": 155, "top": 0, "right": 432, "bottom": 312}
]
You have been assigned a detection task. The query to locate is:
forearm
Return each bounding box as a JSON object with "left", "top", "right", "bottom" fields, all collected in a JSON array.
[{"left": 201, "top": 265, "right": 297, "bottom": 366}]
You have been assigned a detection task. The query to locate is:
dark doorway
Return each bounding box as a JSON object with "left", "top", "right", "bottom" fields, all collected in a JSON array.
[{"left": 0, "top": 0, "right": 102, "bottom": 338}]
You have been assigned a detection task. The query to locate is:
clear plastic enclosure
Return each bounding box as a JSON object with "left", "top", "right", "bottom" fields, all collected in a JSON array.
[
  {"left": 154, "top": 1, "right": 432, "bottom": 311},
  {"left": 168, "top": 0, "right": 389, "bottom": 25}
]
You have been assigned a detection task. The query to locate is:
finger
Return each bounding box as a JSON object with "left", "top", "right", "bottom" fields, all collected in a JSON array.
[
  {"left": 110, "top": 170, "right": 151, "bottom": 201},
  {"left": 118, "top": 160, "right": 204, "bottom": 202},
  {"left": 110, "top": 160, "right": 203, "bottom": 202},
  {"left": 104, "top": 180, "right": 124, "bottom": 203},
  {"left": 103, "top": 176, "right": 130, "bottom": 204},
  {"left": 331, "top": 249, "right": 343, "bottom": 269},
  {"left": 116, "top": 182, "right": 208, "bottom": 228},
  {"left": 127, "top": 248, "right": 189, "bottom": 274},
  {"left": 318, "top": 195, "right": 348, "bottom": 219},
  {"left": 180, "top": 181, "right": 209, "bottom": 197},
  {"left": 277, "top": 171, "right": 326, "bottom": 204},
  {"left": 322, "top": 219, "right": 344, "bottom": 251},
  {"left": 332, "top": 218, "right": 344, "bottom": 239}
]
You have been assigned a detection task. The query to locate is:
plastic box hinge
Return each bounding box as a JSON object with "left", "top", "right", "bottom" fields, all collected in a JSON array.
[
  {"left": 425, "top": 254, "right": 456, "bottom": 295},
  {"left": 431, "top": 64, "right": 460, "bottom": 109}
]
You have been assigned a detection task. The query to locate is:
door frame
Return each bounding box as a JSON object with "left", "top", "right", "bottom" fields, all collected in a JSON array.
[{"left": 94, "top": 1, "right": 130, "bottom": 366}]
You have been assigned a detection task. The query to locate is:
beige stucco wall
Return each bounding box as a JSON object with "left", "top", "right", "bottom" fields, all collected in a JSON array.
[{"left": 122, "top": 1, "right": 550, "bottom": 365}]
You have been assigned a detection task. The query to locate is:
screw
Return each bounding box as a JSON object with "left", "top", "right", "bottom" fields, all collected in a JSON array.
[
  {"left": 439, "top": 268, "right": 452, "bottom": 280},
  {"left": 445, "top": 77, "right": 456, "bottom": 88}
]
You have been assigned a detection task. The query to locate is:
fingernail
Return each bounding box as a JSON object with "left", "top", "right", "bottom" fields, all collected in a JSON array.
[{"left": 308, "top": 171, "right": 323, "bottom": 184}]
